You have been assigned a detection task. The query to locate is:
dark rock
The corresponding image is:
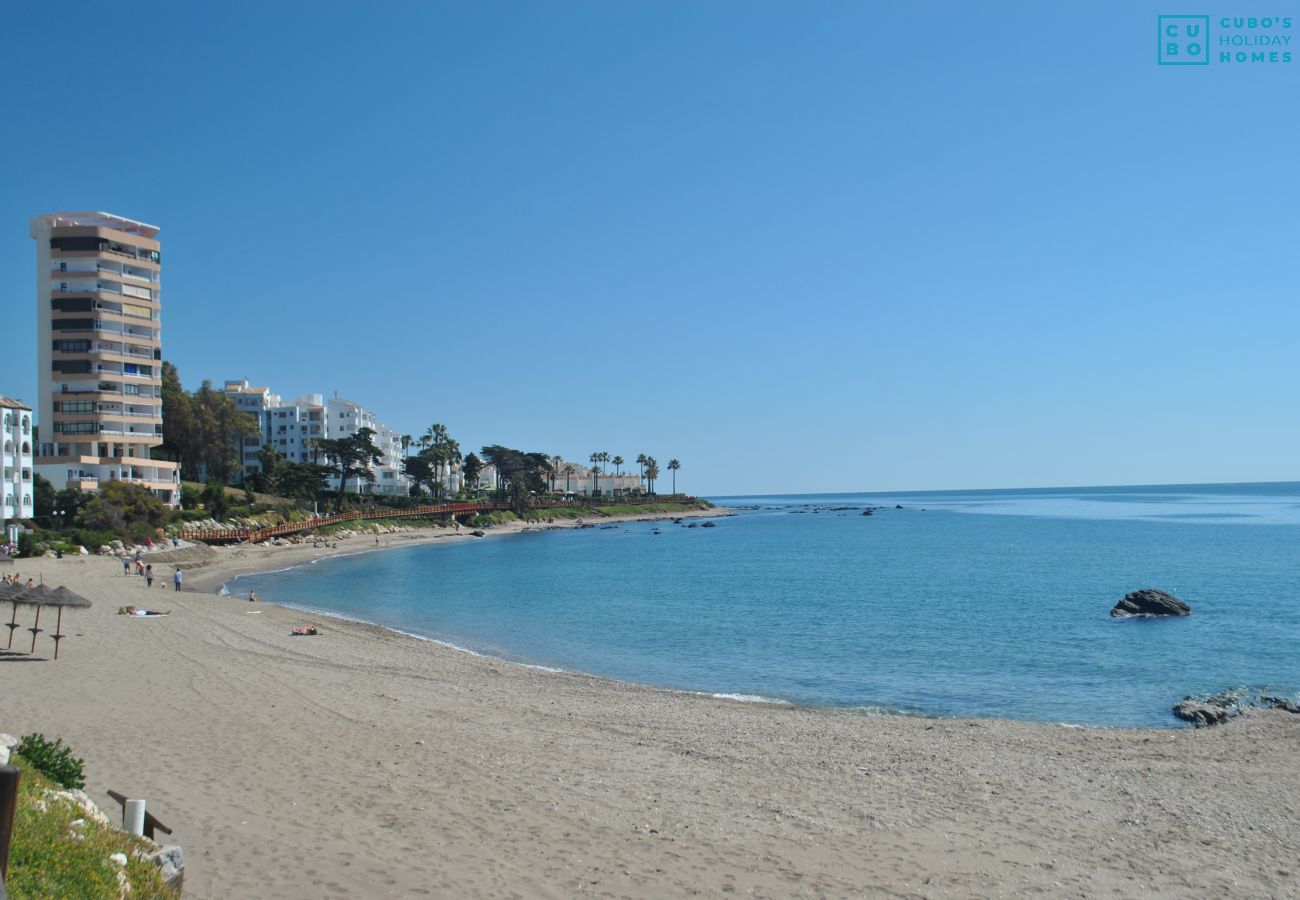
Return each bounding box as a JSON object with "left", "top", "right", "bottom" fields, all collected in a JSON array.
[
  {"left": 470, "top": 530, "right": 486, "bottom": 537},
  {"left": 687, "top": 522, "right": 699, "bottom": 528},
  {"left": 1172, "top": 699, "right": 1236, "bottom": 728},
  {"left": 701, "top": 521, "right": 717, "bottom": 528},
  {"left": 1259, "top": 696, "right": 1300, "bottom": 714},
  {"left": 1110, "top": 589, "right": 1191, "bottom": 618},
  {"left": 1171, "top": 690, "right": 1241, "bottom": 727},
  {"left": 895, "top": 504, "right": 903, "bottom": 509},
  {"left": 862, "top": 509, "right": 874, "bottom": 516}
]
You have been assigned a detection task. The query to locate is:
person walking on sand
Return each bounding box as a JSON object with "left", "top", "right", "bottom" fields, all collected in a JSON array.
[
  {"left": 123, "top": 556, "right": 131, "bottom": 575},
  {"left": 173, "top": 568, "right": 183, "bottom": 591},
  {"left": 145, "top": 564, "right": 154, "bottom": 588},
  {"left": 249, "top": 591, "right": 258, "bottom": 603}
]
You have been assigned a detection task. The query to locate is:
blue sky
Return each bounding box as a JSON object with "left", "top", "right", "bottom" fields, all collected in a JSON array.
[{"left": 2, "top": 2, "right": 1297, "bottom": 494}]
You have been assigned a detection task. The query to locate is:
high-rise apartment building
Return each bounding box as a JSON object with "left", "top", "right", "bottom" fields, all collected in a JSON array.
[{"left": 30, "top": 212, "right": 180, "bottom": 505}]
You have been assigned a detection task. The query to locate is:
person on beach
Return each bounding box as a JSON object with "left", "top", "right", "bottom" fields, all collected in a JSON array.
[
  {"left": 135, "top": 559, "right": 145, "bottom": 576},
  {"left": 173, "top": 568, "right": 183, "bottom": 591},
  {"left": 249, "top": 591, "right": 258, "bottom": 603},
  {"left": 123, "top": 557, "right": 131, "bottom": 575},
  {"left": 145, "top": 564, "right": 154, "bottom": 588}
]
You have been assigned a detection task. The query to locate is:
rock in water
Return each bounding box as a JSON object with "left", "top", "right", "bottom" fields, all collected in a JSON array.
[
  {"left": 1172, "top": 691, "right": 1241, "bottom": 727},
  {"left": 1110, "top": 589, "right": 1191, "bottom": 618}
]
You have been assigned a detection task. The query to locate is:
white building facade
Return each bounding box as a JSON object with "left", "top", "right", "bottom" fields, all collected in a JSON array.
[{"left": 1, "top": 397, "right": 35, "bottom": 526}]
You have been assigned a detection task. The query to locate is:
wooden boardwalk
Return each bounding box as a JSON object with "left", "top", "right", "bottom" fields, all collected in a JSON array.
[{"left": 179, "top": 496, "right": 695, "bottom": 545}]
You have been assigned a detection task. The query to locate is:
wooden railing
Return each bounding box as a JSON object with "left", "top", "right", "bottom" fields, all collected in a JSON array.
[{"left": 180, "top": 495, "right": 697, "bottom": 545}]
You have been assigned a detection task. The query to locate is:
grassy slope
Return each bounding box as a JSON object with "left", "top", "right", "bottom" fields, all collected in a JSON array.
[{"left": 5, "top": 754, "right": 174, "bottom": 900}]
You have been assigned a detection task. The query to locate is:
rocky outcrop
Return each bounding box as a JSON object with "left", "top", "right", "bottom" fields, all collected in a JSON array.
[
  {"left": 1259, "top": 695, "right": 1300, "bottom": 714},
  {"left": 1171, "top": 689, "right": 1300, "bottom": 726},
  {"left": 701, "top": 521, "right": 717, "bottom": 528},
  {"left": 1172, "top": 694, "right": 1239, "bottom": 727},
  {"left": 1110, "top": 589, "right": 1191, "bottom": 618}
]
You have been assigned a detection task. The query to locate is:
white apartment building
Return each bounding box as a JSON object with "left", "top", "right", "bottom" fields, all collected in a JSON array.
[
  {"left": 30, "top": 212, "right": 179, "bottom": 505},
  {"left": 325, "top": 396, "right": 410, "bottom": 495},
  {"left": 1, "top": 397, "right": 35, "bottom": 526},
  {"left": 223, "top": 380, "right": 330, "bottom": 474},
  {"left": 553, "top": 463, "right": 644, "bottom": 497}
]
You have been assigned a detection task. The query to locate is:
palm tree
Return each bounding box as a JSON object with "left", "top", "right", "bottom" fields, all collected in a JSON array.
[
  {"left": 564, "top": 464, "right": 575, "bottom": 494},
  {"left": 667, "top": 459, "right": 680, "bottom": 494},
  {"left": 612, "top": 455, "right": 624, "bottom": 476},
  {"left": 550, "top": 456, "right": 563, "bottom": 493},
  {"left": 400, "top": 434, "right": 413, "bottom": 458},
  {"left": 635, "top": 453, "right": 647, "bottom": 491},
  {"left": 589, "top": 452, "right": 602, "bottom": 495},
  {"left": 644, "top": 456, "right": 659, "bottom": 494}
]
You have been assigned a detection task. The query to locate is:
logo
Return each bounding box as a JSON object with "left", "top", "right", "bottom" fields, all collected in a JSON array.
[
  {"left": 1158, "top": 15, "right": 1294, "bottom": 65},
  {"left": 1159, "top": 15, "right": 1210, "bottom": 64}
]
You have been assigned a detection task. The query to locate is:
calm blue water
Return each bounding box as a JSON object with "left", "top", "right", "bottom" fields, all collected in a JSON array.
[{"left": 230, "top": 483, "right": 1300, "bottom": 727}]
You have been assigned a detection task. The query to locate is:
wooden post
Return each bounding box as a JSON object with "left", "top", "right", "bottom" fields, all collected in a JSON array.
[
  {"left": 0, "top": 764, "right": 18, "bottom": 881},
  {"left": 27, "top": 607, "right": 42, "bottom": 654},
  {"left": 4, "top": 602, "right": 17, "bottom": 650},
  {"left": 52, "top": 607, "right": 65, "bottom": 660}
]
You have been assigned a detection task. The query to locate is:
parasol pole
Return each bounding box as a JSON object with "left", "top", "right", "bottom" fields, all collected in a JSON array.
[
  {"left": 5, "top": 601, "right": 18, "bottom": 649},
  {"left": 28, "top": 606, "right": 42, "bottom": 654},
  {"left": 53, "top": 607, "right": 64, "bottom": 659}
]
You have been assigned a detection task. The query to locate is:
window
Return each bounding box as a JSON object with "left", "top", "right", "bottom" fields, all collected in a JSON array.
[
  {"left": 53, "top": 360, "right": 92, "bottom": 374},
  {"left": 3, "top": 441, "right": 10, "bottom": 452},
  {"left": 51, "top": 236, "right": 108, "bottom": 252},
  {"left": 54, "top": 421, "right": 99, "bottom": 435},
  {"left": 55, "top": 401, "right": 95, "bottom": 414},
  {"left": 53, "top": 318, "right": 95, "bottom": 332},
  {"left": 53, "top": 339, "right": 91, "bottom": 353}
]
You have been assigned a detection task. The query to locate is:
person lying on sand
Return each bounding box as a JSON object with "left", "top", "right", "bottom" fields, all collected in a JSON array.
[
  {"left": 118, "top": 606, "right": 170, "bottom": 617},
  {"left": 290, "top": 625, "right": 320, "bottom": 636}
]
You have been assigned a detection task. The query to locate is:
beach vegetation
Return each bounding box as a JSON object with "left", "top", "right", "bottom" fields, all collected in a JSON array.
[
  {"left": 5, "top": 752, "right": 175, "bottom": 900},
  {"left": 75, "top": 482, "right": 169, "bottom": 536},
  {"left": 15, "top": 733, "right": 86, "bottom": 790}
]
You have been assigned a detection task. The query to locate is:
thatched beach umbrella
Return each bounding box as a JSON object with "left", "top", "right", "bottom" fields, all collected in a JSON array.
[
  {"left": 0, "top": 582, "right": 26, "bottom": 649},
  {"left": 2, "top": 584, "right": 93, "bottom": 658},
  {"left": 14, "top": 584, "right": 52, "bottom": 653},
  {"left": 39, "top": 586, "right": 93, "bottom": 659}
]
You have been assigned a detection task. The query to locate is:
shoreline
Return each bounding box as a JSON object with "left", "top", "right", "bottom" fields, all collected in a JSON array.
[
  {"left": 183, "top": 504, "right": 729, "bottom": 595},
  {"left": 3, "top": 513, "right": 1298, "bottom": 897}
]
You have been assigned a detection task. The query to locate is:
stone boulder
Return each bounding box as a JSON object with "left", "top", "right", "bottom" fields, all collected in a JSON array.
[
  {"left": 146, "top": 844, "right": 185, "bottom": 893},
  {"left": 1110, "top": 589, "right": 1190, "bottom": 618},
  {"left": 1171, "top": 690, "right": 1240, "bottom": 727},
  {"left": 701, "top": 521, "right": 717, "bottom": 528}
]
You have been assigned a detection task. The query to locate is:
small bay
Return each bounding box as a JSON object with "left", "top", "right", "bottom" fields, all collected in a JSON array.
[{"left": 231, "top": 482, "right": 1300, "bottom": 727}]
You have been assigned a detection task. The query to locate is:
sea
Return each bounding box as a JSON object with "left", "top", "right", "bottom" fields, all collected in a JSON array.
[{"left": 228, "top": 482, "right": 1300, "bottom": 728}]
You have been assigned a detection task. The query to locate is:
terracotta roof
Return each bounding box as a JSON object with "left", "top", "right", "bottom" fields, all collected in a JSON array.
[{"left": 0, "top": 396, "right": 31, "bottom": 410}]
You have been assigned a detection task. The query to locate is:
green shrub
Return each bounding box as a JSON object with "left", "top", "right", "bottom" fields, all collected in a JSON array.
[
  {"left": 7, "top": 754, "right": 176, "bottom": 899},
  {"left": 16, "top": 733, "right": 86, "bottom": 790},
  {"left": 74, "top": 529, "right": 120, "bottom": 551},
  {"left": 15, "top": 531, "right": 39, "bottom": 558}
]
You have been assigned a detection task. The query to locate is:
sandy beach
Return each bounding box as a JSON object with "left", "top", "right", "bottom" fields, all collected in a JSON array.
[{"left": 3, "top": 519, "right": 1298, "bottom": 899}]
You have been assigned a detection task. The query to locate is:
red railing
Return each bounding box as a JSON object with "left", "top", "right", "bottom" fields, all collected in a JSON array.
[{"left": 180, "top": 495, "right": 696, "bottom": 544}]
